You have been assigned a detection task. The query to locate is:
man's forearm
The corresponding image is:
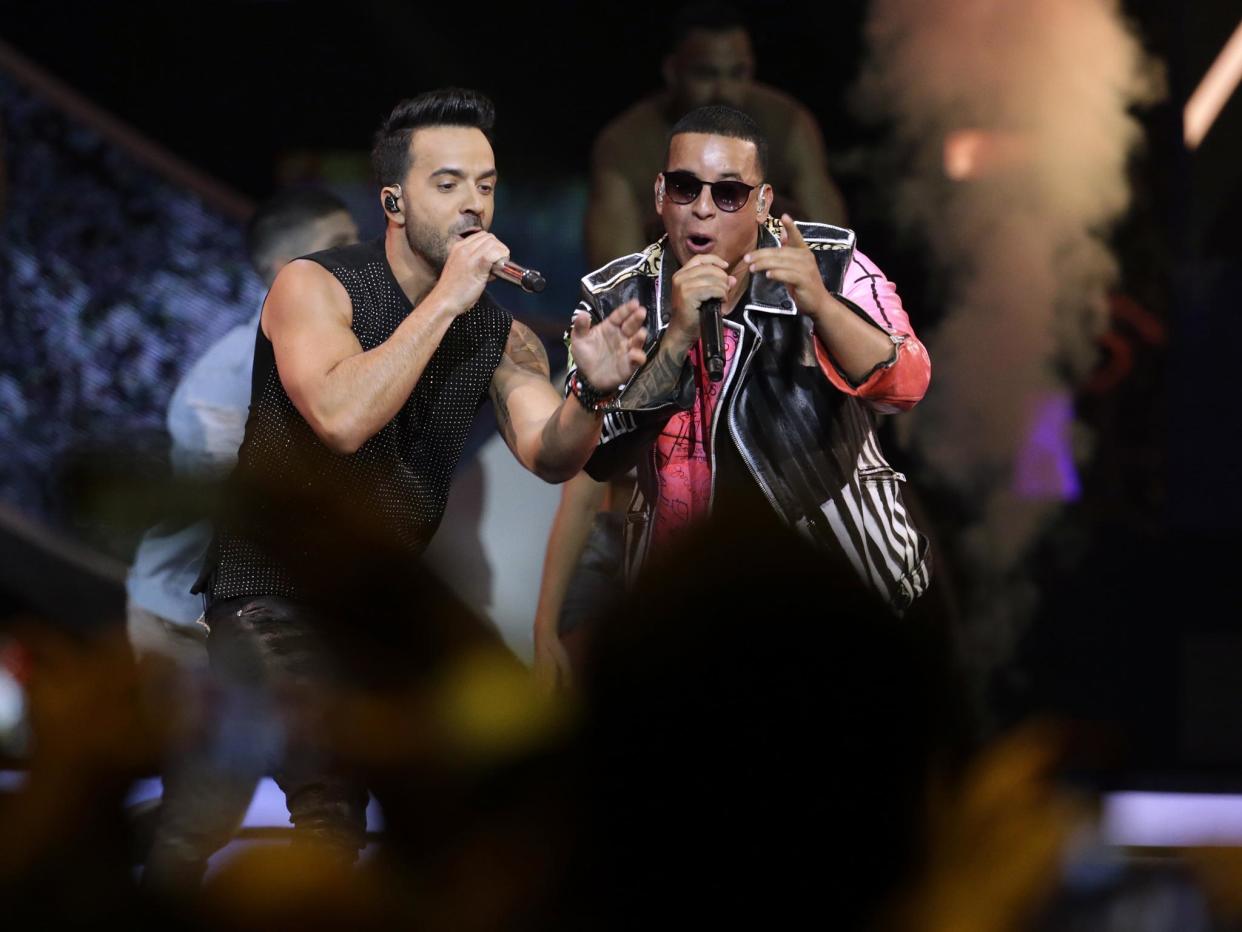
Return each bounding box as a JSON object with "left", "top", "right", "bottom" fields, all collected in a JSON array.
[
  {"left": 530, "top": 397, "right": 606, "bottom": 483},
  {"left": 571, "top": 330, "right": 693, "bottom": 481},
  {"left": 807, "top": 295, "right": 898, "bottom": 385},
  {"left": 614, "top": 330, "right": 693, "bottom": 410}
]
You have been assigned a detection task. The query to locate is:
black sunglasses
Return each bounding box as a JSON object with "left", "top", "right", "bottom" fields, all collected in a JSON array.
[{"left": 662, "top": 170, "right": 760, "bottom": 212}]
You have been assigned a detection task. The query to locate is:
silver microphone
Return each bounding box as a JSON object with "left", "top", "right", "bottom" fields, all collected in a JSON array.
[{"left": 492, "top": 258, "right": 547, "bottom": 294}]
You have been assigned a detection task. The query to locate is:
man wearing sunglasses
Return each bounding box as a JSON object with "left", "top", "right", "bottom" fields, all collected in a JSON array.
[
  {"left": 566, "top": 105, "right": 933, "bottom": 612},
  {"left": 535, "top": 3, "right": 849, "bottom": 688}
]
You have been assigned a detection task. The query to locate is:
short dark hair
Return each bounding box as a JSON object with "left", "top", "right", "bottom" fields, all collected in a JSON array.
[
  {"left": 669, "top": 2, "right": 747, "bottom": 50},
  {"left": 370, "top": 87, "right": 496, "bottom": 188},
  {"left": 668, "top": 105, "right": 768, "bottom": 179},
  {"left": 245, "top": 187, "right": 349, "bottom": 278}
]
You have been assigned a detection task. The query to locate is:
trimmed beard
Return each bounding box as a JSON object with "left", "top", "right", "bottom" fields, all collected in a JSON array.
[{"left": 404, "top": 216, "right": 453, "bottom": 272}]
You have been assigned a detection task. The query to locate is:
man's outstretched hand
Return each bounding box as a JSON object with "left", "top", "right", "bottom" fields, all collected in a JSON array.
[{"left": 569, "top": 299, "right": 648, "bottom": 393}]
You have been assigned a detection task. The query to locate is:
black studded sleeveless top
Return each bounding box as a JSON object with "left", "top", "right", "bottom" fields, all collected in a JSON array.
[{"left": 206, "top": 236, "right": 512, "bottom": 603}]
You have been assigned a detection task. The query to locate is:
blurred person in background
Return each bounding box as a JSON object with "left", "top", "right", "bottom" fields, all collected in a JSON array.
[
  {"left": 536, "top": 2, "right": 851, "bottom": 688},
  {"left": 146, "top": 87, "right": 648, "bottom": 892}
]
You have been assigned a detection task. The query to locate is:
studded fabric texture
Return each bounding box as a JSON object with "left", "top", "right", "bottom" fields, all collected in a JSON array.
[{"left": 208, "top": 237, "right": 512, "bottom": 602}]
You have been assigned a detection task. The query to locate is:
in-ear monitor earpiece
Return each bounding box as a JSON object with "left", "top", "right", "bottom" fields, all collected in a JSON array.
[{"left": 384, "top": 184, "right": 403, "bottom": 214}]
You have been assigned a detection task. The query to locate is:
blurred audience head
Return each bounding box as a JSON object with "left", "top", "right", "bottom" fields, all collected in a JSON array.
[
  {"left": 245, "top": 188, "right": 358, "bottom": 286},
  {"left": 568, "top": 506, "right": 972, "bottom": 927}
]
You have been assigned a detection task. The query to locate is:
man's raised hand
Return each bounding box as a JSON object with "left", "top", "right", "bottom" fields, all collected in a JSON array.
[
  {"left": 569, "top": 299, "right": 648, "bottom": 393},
  {"left": 744, "top": 214, "right": 832, "bottom": 316},
  {"left": 668, "top": 254, "right": 735, "bottom": 344}
]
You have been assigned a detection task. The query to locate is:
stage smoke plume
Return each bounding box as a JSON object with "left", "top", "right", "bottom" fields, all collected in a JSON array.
[{"left": 856, "top": 0, "right": 1163, "bottom": 680}]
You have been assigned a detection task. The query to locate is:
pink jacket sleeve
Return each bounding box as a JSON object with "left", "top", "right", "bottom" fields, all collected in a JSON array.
[{"left": 812, "top": 247, "right": 931, "bottom": 414}]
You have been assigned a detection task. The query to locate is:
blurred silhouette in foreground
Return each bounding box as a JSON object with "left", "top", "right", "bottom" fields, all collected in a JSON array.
[
  {"left": 561, "top": 505, "right": 1087, "bottom": 931},
  {"left": 188, "top": 469, "right": 576, "bottom": 931},
  {"left": 0, "top": 617, "right": 168, "bottom": 928},
  {"left": 7, "top": 485, "right": 1242, "bottom": 930}
]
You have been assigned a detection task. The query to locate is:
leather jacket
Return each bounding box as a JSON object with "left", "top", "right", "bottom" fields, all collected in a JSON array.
[{"left": 568, "top": 218, "right": 933, "bottom": 611}]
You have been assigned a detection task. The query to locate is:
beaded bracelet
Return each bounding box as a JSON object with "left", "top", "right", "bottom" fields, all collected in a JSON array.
[{"left": 568, "top": 371, "right": 618, "bottom": 413}]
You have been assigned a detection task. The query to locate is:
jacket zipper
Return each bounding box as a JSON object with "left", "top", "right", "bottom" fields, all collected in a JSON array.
[
  {"left": 707, "top": 319, "right": 742, "bottom": 510},
  {"left": 724, "top": 311, "right": 782, "bottom": 514}
]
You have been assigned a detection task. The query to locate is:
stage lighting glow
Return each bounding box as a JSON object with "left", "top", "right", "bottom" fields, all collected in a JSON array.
[
  {"left": 1103, "top": 792, "right": 1242, "bottom": 846},
  {"left": 942, "top": 129, "right": 1030, "bottom": 180},
  {"left": 1184, "top": 19, "right": 1242, "bottom": 149}
]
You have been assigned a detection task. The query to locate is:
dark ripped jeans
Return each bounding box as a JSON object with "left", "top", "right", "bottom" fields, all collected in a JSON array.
[{"left": 141, "top": 596, "right": 368, "bottom": 892}]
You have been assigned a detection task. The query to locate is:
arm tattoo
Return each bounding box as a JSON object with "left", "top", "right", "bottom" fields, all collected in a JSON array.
[
  {"left": 490, "top": 321, "right": 549, "bottom": 451},
  {"left": 616, "top": 341, "right": 686, "bottom": 409},
  {"left": 504, "top": 321, "right": 550, "bottom": 377},
  {"left": 491, "top": 379, "right": 516, "bottom": 449}
]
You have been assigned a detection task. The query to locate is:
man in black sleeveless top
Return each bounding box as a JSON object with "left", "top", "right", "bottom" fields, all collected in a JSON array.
[{"left": 143, "top": 89, "right": 648, "bottom": 892}]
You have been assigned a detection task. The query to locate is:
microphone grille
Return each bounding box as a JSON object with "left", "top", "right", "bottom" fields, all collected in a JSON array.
[{"left": 522, "top": 270, "right": 547, "bottom": 294}]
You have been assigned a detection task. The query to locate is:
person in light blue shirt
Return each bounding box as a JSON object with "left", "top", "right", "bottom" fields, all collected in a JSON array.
[{"left": 125, "top": 189, "right": 360, "bottom": 670}]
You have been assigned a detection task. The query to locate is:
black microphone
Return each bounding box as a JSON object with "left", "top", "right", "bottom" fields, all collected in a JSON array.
[
  {"left": 492, "top": 258, "right": 547, "bottom": 294},
  {"left": 701, "top": 298, "right": 725, "bottom": 382}
]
